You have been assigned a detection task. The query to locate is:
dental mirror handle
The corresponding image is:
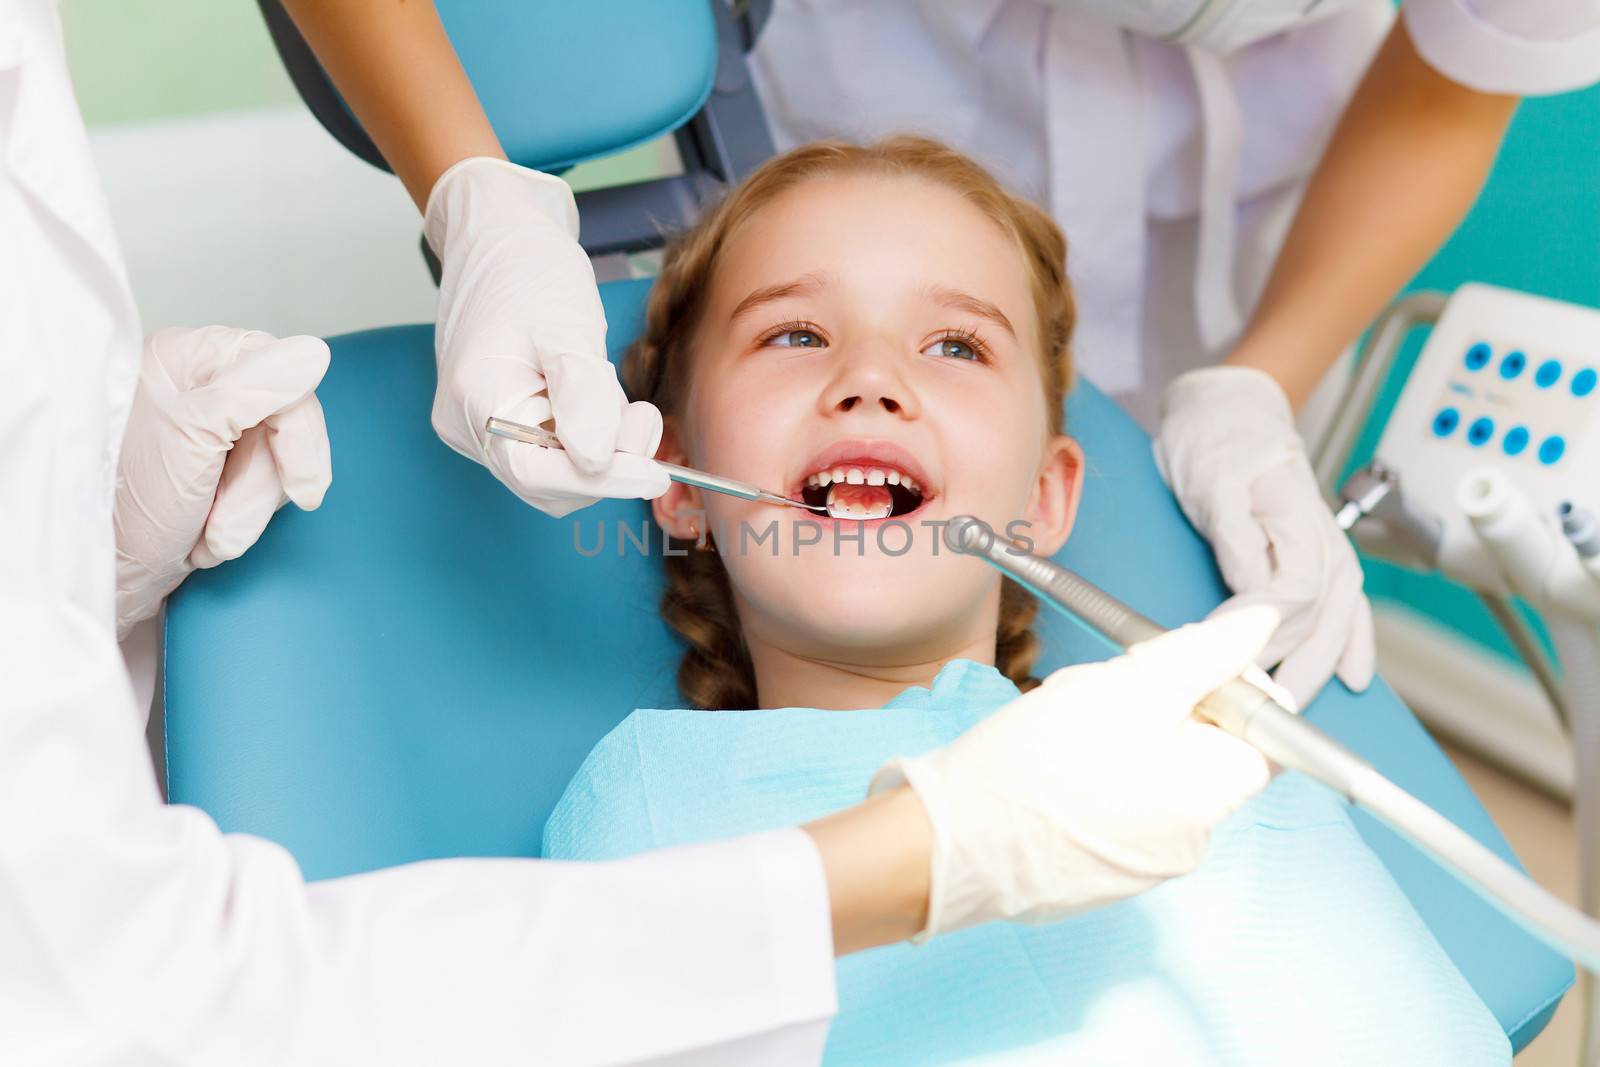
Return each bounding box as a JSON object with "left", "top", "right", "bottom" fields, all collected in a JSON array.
[
  {"left": 484, "top": 417, "right": 824, "bottom": 513},
  {"left": 655, "top": 460, "right": 823, "bottom": 512}
]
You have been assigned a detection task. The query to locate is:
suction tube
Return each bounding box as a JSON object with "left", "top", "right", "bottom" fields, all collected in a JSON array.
[{"left": 945, "top": 515, "right": 1600, "bottom": 973}]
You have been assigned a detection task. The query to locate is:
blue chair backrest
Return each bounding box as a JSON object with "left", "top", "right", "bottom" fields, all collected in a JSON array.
[
  {"left": 255, "top": 0, "right": 773, "bottom": 257},
  {"left": 260, "top": 0, "right": 717, "bottom": 173},
  {"left": 164, "top": 279, "right": 1570, "bottom": 1046}
]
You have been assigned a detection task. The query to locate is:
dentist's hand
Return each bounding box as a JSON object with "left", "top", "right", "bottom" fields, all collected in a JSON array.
[
  {"left": 871, "top": 608, "right": 1280, "bottom": 940},
  {"left": 424, "top": 158, "right": 670, "bottom": 518},
  {"left": 114, "top": 327, "right": 332, "bottom": 639},
  {"left": 1155, "top": 366, "right": 1375, "bottom": 706}
]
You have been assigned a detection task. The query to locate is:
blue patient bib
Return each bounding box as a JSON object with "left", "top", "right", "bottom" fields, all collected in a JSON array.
[{"left": 543, "top": 660, "right": 1509, "bottom": 1065}]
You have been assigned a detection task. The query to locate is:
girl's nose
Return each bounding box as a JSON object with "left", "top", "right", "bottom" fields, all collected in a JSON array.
[{"left": 819, "top": 338, "right": 921, "bottom": 419}]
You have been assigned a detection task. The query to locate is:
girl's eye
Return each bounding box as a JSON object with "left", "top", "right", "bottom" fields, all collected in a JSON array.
[
  {"left": 764, "top": 327, "right": 827, "bottom": 349},
  {"left": 922, "top": 333, "right": 984, "bottom": 362}
]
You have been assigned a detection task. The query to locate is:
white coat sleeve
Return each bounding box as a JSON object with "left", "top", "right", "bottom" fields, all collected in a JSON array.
[
  {"left": 0, "top": 598, "right": 837, "bottom": 1067},
  {"left": 1403, "top": 0, "right": 1600, "bottom": 95}
]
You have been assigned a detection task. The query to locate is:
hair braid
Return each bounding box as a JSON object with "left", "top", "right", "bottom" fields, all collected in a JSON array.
[
  {"left": 658, "top": 538, "right": 755, "bottom": 710},
  {"left": 996, "top": 577, "right": 1043, "bottom": 693}
]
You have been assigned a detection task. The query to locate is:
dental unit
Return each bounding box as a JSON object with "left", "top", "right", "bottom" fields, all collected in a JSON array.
[{"left": 1312, "top": 284, "right": 1600, "bottom": 1063}]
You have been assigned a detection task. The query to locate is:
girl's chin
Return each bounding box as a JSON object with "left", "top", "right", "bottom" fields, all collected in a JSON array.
[{"left": 782, "top": 601, "right": 963, "bottom": 652}]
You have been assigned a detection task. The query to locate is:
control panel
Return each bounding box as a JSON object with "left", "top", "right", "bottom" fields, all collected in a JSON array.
[{"left": 1371, "top": 284, "right": 1600, "bottom": 590}]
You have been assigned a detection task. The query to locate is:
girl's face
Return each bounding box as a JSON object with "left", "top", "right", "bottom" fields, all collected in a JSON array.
[{"left": 652, "top": 173, "right": 1082, "bottom": 677}]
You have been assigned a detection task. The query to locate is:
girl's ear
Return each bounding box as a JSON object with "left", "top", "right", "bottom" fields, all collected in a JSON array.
[
  {"left": 651, "top": 415, "right": 705, "bottom": 538},
  {"left": 1021, "top": 435, "right": 1084, "bottom": 557}
]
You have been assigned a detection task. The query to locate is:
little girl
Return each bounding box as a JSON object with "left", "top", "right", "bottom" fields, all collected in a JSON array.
[{"left": 543, "top": 138, "right": 1506, "bottom": 1065}]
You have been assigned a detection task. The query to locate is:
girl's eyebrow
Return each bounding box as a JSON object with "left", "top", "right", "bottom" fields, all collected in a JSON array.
[
  {"left": 924, "top": 285, "right": 1016, "bottom": 339},
  {"left": 729, "top": 270, "right": 833, "bottom": 323}
]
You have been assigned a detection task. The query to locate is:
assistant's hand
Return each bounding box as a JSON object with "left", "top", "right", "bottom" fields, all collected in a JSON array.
[
  {"left": 1154, "top": 366, "right": 1375, "bottom": 706},
  {"left": 870, "top": 608, "right": 1280, "bottom": 940},
  {"left": 114, "top": 327, "right": 332, "bottom": 639},
  {"left": 424, "top": 158, "right": 670, "bottom": 517}
]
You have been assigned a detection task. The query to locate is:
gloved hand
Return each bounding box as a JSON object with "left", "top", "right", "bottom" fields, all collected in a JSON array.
[
  {"left": 114, "top": 327, "right": 333, "bottom": 639},
  {"left": 1154, "top": 366, "right": 1375, "bottom": 706},
  {"left": 424, "top": 157, "right": 670, "bottom": 518},
  {"left": 871, "top": 607, "right": 1280, "bottom": 940}
]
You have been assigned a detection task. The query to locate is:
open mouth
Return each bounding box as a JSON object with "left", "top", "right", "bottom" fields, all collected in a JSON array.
[{"left": 798, "top": 463, "right": 930, "bottom": 520}]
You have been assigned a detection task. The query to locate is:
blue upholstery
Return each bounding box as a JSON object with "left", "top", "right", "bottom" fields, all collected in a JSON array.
[
  {"left": 259, "top": 1, "right": 717, "bottom": 178},
  {"left": 166, "top": 278, "right": 1570, "bottom": 1051},
  {"left": 434, "top": 1, "right": 716, "bottom": 172}
]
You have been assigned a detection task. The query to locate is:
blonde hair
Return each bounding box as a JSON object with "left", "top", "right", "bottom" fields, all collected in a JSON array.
[{"left": 622, "top": 136, "right": 1076, "bottom": 709}]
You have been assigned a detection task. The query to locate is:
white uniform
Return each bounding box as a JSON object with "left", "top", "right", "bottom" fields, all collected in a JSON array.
[
  {"left": 0, "top": 4, "right": 837, "bottom": 1063},
  {"left": 751, "top": 0, "right": 1600, "bottom": 427}
]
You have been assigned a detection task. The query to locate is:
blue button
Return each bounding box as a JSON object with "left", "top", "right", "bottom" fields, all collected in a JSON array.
[
  {"left": 1499, "top": 350, "right": 1527, "bottom": 380},
  {"left": 1464, "top": 343, "right": 1492, "bottom": 371},
  {"left": 1467, "top": 417, "right": 1495, "bottom": 446},
  {"left": 1573, "top": 368, "right": 1597, "bottom": 397},
  {"left": 1536, "top": 360, "right": 1563, "bottom": 388},
  {"left": 1432, "top": 408, "right": 1460, "bottom": 437},
  {"left": 1539, "top": 435, "right": 1567, "bottom": 465},
  {"left": 1502, "top": 426, "right": 1530, "bottom": 456}
]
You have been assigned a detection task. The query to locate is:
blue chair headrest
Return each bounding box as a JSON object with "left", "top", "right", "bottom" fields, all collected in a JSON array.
[
  {"left": 259, "top": 1, "right": 718, "bottom": 174},
  {"left": 439, "top": 1, "right": 717, "bottom": 171}
]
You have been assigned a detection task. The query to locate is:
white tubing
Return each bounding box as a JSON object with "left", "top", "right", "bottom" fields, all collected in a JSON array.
[
  {"left": 1554, "top": 621, "right": 1600, "bottom": 918},
  {"left": 948, "top": 518, "right": 1600, "bottom": 977},
  {"left": 1550, "top": 619, "right": 1600, "bottom": 1064},
  {"left": 1459, "top": 468, "right": 1600, "bottom": 624},
  {"left": 1351, "top": 766, "right": 1600, "bottom": 973},
  {"left": 1459, "top": 466, "right": 1557, "bottom": 599},
  {"left": 1237, "top": 637, "right": 1600, "bottom": 981}
]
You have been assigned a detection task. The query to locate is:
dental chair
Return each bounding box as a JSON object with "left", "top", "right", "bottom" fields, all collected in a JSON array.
[{"left": 166, "top": 0, "right": 1570, "bottom": 1052}]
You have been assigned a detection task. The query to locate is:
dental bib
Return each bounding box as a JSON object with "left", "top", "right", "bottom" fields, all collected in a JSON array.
[{"left": 544, "top": 660, "right": 1508, "bottom": 1066}]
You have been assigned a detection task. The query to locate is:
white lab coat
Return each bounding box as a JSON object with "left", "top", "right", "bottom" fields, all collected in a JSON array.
[
  {"left": 0, "top": 4, "right": 838, "bottom": 1063},
  {"left": 751, "top": 0, "right": 1600, "bottom": 427}
]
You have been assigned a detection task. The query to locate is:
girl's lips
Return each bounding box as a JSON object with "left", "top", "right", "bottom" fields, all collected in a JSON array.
[{"left": 788, "top": 438, "right": 937, "bottom": 499}]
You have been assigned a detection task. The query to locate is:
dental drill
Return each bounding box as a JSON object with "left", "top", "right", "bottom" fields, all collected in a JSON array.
[{"left": 944, "top": 514, "right": 1600, "bottom": 977}]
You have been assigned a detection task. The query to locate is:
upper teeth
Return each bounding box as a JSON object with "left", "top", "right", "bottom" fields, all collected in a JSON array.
[{"left": 803, "top": 466, "right": 921, "bottom": 494}]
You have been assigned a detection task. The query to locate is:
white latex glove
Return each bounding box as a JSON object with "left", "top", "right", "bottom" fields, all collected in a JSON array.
[
  {"left": 114, "top": 327, "right": 332, "bottom": 639},
  {"left": 1154, "top": 366, "right": 1375, "bottom": 706},
  {"left": 424, "top": 157, "right": 670, "bottom": 518},
  {"left": 871, "top": 608, "right": 1280, "bottom": 940}
]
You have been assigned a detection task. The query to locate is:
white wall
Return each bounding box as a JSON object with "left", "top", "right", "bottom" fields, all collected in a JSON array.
[{"left": 92, "top": 106, "right": 441, "bottom": 340}]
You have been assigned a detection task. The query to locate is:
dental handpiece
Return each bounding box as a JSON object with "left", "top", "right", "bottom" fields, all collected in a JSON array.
[
  {"left": 945, "top": 514, "right": 1600, "bottom": 975},
  {"left": 942, "top": 517, "right": 1373, "bottom": 794},
  {"left": 484, "top": 417, "right": 826, "bottom": 513}
]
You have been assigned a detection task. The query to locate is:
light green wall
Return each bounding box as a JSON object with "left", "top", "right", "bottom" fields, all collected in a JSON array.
[
  {"left": 62, "top": 0, "right": 298, "bottom": 126},
  {"left": 58, "top": 0, "right": 664, "bottom": 189}
]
